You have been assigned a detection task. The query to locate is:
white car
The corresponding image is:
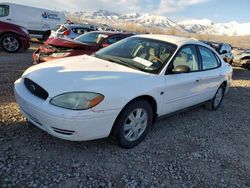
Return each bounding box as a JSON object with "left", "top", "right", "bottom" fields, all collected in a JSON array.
[{"left": 14, "top": 35, "right": 233, "bottom": 148}]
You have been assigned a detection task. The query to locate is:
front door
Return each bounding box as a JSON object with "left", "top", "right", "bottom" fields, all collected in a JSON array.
[{"left": 162, "top": 45, "right": 205, "bottom": 115}]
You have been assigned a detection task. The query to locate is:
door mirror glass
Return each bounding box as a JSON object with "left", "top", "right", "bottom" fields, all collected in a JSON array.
[{"left": 172, "top": 65, "right": 190, "bottom": 74}]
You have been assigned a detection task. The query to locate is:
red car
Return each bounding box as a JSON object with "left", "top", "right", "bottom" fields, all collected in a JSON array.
[
  {"left": 33, "top": 31, "right": 133, "bottom": 63},
  {"left": 0, "top": 21, "right": 30, "bottom": 53}
]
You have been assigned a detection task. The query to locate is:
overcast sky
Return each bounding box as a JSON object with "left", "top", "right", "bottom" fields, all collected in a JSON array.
[{"left": 3, "top": 0, "right": 250, "bottom": 23}]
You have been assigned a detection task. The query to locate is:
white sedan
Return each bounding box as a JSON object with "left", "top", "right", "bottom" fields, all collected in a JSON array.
[{"left": 14, "top": 35, "right": 233, "bottom": 148}]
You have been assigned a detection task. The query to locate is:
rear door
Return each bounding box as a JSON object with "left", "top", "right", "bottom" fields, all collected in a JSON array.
[{"left": 196, "top": 45, "right": 224, "bottom": 100}]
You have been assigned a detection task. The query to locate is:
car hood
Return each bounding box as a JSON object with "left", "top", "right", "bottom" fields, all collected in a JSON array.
[
  {"left": 45, "top": 37, "right": 97, "bottom": 49},
  {"left": 23, "top": 55, "right": 149, "bottom": 97}
]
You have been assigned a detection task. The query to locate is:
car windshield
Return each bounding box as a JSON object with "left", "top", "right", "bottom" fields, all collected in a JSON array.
[
  {"left": 94, "top": 37, "right": 177, "bottom": 74},
  {"left": 75, "top": 32, "right": 107, "bottom": 44}
]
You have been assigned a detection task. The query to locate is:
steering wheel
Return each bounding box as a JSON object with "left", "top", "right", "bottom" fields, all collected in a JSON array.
[{"left": 151, "top": 56, "right": 164, "bottom": 64}]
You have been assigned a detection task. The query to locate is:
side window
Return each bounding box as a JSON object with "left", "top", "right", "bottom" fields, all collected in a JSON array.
[
  {"left": 72, "top": 28, "right": 88, "bottom": 34},
  {"left": 199, "top": 46, "right": 220, "bottom": 70},
  {"left": 0, "top": 5, "right": 9, "bottom": 17},
  {"left": 106, "top": 36, "right": 123, "bottom": 45},
  {"left": 172, "top": 46, "right": 199, "bottom": 71}
]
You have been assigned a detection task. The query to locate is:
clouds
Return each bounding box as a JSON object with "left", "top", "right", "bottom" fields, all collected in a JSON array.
[
  {"left": 9, "top": 0, "right": 209, "bottom": 14},
  {"left": 156, "top": 0, "right": 209, "bottom": 14}
]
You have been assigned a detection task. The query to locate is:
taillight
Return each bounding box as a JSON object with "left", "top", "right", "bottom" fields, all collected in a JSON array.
[{"left": 63, "top": 29, "right": 71, "bottom": 36}]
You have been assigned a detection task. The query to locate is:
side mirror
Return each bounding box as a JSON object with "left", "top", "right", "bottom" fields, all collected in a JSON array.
[{"left": 172, "top": 65, "right": 191, "bottom": 74}]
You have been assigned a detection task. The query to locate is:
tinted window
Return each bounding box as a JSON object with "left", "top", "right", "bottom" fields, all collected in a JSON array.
[
  {"left": 0, "top": 5, "right": 9, "bottom": 17},
  {"left": 199, "top": 46, "right": 220, "bottom": 70},
  {"left": 105, "top": 36, "right": 124, "bottom": 44},
  {"left": 172, "top": 45, "right": 199, "bottom": 71}
]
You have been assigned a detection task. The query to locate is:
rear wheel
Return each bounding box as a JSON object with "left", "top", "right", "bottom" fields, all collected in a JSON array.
[
  {"left": 112, "top": 100, "right": 153, "bottom": 148},
  {"left": 0, "top": 34, "right": 20, "bottom": 53},
  {"left": 205, "top": 84, "right": 225, "bottom": 110}
]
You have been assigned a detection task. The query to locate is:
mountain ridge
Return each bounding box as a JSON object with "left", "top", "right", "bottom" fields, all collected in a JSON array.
[{"left": 66, "top": 10, "right": 250, "bottom": 36}]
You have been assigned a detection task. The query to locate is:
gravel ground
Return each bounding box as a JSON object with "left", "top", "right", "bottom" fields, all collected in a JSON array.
[{"left": 0, "top": 45, "right": 250, "bottom": 188}]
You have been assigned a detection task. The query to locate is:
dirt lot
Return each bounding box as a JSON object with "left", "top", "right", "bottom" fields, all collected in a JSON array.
[{"left": 0, "top": 45, "right": 250, "bottom": 188}]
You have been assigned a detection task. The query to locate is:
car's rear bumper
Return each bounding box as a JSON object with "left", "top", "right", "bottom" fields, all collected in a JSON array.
[{"left": 14, "top": 78, "right": 120, "bottom": 141}]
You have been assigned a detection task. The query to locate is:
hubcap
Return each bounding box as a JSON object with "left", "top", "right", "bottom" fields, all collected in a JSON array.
[
  {"left": 124, "top": 108, "right": 148, "bottom": 142},
  {"left": 214, "top": 88, "right": 223, "bottom": 107},
  {"left": 2, "top": 37, "right": 19, "bottom": 52}
]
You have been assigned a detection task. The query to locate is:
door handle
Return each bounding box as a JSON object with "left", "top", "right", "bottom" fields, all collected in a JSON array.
[
  {"left": 6, "top": 18, "right": 12, "bottom": 21},
  {"left": 196, "top": 79, "right": 200, "bottom": 82}
]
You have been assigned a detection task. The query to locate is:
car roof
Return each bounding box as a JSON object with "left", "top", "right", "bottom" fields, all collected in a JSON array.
[{"left": 133, "top": 34, "right": 205, "bottom": 46}]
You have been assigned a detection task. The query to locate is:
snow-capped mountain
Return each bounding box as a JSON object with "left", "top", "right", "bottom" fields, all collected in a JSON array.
[
  {"left": 66, "top": 10, "right": 186, "bottom": 32},
  {"left": 179, "top": 19, "right": 250, "bottom": 36},
  {"left": 66, "top": 10, "right": 250, "bottom": 36}
]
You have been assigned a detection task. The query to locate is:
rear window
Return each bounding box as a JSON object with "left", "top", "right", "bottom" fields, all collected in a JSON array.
[{"left": 0, "top": 5, "right": 9, "bottom": 17}]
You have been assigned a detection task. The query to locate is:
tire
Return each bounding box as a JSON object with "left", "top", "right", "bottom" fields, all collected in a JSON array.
[
  {"left": 0, "top": 33, "right": 21, "bottom": 53},
  {"left": 37, "top": 32, "right": 50, "bottom": 42},
  {"left": 112, "top": 100, "right": 153, "bottom": 148},
  {"left": 205, "top": 84, "right": 225, "bottom": 110}
]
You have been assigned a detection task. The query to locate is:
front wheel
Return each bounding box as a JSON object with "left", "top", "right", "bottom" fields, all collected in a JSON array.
[
  {"left": 0, "top": 34, "right": 21, "bottom": 53},
  {"left": 112, "top": 100, "right": 153, "bottom": 148},
  {"left": 205, "top": 84, "right": 225, "bottom": 110}
]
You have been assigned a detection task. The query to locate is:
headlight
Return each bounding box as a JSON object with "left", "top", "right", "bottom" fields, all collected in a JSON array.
[
  {"left": 50, "top": 92, "right": 104, "bottom": 110},
  {"left": 50, "top": 52, "right": 71, "bottom": 57}
]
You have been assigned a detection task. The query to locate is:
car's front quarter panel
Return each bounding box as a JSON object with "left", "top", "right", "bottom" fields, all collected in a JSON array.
[{"left": 91, "top": 74, "right": 165, "bottom": 115}]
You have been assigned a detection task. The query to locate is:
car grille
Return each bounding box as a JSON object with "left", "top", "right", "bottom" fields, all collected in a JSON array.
[{"left": 24, "top": 78, "right": 48, "bottom": 100}]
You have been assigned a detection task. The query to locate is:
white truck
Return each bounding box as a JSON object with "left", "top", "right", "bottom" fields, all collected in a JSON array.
[{"left": 0, "top": 3, "right": 66, "bottom": 40}]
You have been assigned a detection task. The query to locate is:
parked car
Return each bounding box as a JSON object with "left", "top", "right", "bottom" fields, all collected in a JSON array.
[
  {"left": 33, "top": 31, "right": 133, "bottom": 63},
  {"left": 15, "top": 35, "right": 232, "bottom": 148},
  {"left": 201, "top": 41, "right": 234, "bottom": 64},
  {"left": 233, "top": 50, "right": 250, "bottom": 69},
  {"left": 50, "top": 24, "right": 96, "bottom": 39},
  {"left": 0, "top": 21, "right": 30, "bottom": 53},
  {"left": 0, "top": 3, "right": 65, "bottom": 41}
]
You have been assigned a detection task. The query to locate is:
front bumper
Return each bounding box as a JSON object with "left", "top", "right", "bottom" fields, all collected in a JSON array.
[
  {"left": 20, "top": 36, "right": 30, "bottom": 50},
  {"left": 14, "top": 78, "right": 120, "bottom": 141}
]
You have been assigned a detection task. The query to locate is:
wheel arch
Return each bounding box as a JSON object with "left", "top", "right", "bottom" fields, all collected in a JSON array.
[
  {"left": 109, "top": 94, "right": 158, "bottom": 140},
  {"left": 114, "top": 95, "right": 158, "bottom": 127},
  {"left": 0, "top": 31, "right": 20, "bottom": 40},
  {"left": 221, "top": 80, "right": 227, "bottom": 88}
]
